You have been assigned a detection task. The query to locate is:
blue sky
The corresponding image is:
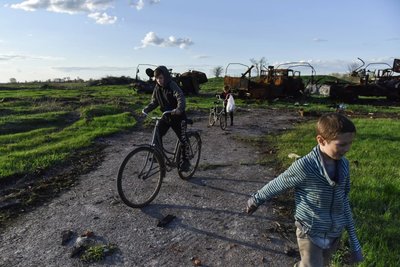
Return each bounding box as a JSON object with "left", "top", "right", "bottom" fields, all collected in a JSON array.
[{"left": 0, "top": 0, "right": 399, "bottom": 83}]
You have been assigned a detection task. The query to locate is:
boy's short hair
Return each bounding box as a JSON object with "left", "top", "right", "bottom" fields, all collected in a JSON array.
[
  {"left": 154, "top": 67, "right": 164, "bottom": 77},
  {"left": 316, "top": 113, "right": 356, "bottom": 141}
]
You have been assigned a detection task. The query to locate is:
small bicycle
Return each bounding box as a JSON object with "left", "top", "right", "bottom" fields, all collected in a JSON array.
[
  {"left": 117, "top": 110, "right": 202, "bottom": 208},
  {"left": 208, "top": 95, "right": 227, "bottom": 130}
]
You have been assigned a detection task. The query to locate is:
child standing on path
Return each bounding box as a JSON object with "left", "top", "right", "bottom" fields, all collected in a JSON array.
[
  {"left": 246, "top": 113, "right": 363, "bottom": 266},
  {"left": 221, "top": 85, "right": 234, "bottom": 126}
]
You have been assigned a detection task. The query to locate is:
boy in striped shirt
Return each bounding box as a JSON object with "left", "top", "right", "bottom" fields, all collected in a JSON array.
[{"left": 246, "top": 113, "right": 363, "bottom": 266}]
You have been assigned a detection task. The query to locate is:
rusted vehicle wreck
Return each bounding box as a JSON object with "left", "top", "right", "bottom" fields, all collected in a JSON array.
[
  {"left": 132, "top": 64, "right": 208, "bottom": 95},
  {"left": 223, "top": 62, "right": 314, "bottom": 99},
  {"left": 329, "top": 58, "right": 400, "bottom": 101}
]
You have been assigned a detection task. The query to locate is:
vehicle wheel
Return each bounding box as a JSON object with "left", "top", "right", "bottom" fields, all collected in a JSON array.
[
  {"left": 208, "top": 109, "right": 216, "bottom": 126},
  {"left": 117, "top": 146, "right": 164, "bottom": 208},
  {"left": 220, "top": 112, "right": 227, "bottom": 130},
  {"left": 177, "top": 132, "right": 202, "bottom": 180}
]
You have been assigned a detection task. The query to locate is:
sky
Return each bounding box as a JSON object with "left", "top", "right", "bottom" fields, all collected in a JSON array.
[{"left": 0, "top": 0, "right": 399, "bottom": 83}]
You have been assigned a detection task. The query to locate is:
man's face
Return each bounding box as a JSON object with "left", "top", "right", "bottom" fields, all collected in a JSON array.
[
  {"left": 155, "top": 74, "right": 164, "bottom": 87},
  {"left": 318, "top": 132, "right": 355, "bottom": 160}
]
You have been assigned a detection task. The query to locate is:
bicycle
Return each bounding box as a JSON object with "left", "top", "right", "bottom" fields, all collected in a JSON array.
[
  {"left": 208, "top": 95, "right": 227, "bottom": 130},
  {"left": 117, "top": 110, "right": 202, "bottom": 208}
]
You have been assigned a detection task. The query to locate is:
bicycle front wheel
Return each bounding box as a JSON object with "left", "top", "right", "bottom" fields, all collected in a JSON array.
[
  {"left": 117, "top": 146, "right": 164, "bottom": 208},
  {"left": 208, "top": 108, "right": 216, "bottom": 126},
  {"left": 177, "top": 132, "right": 202, "bottom": 180},
  {"left": 220, "top": 112, "right": 227, "bottom": 130}
]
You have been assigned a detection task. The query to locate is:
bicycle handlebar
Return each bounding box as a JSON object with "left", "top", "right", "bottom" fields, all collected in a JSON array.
[
  {"left": 162, "top": 110, "right": 173, "bottom": 115},
  {"left": 151, "top": 110, "right": 173, "bottom": 120}
]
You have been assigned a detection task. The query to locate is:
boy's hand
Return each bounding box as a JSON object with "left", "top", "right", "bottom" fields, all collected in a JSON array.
[
  {"left": 246, "top": 196, "right": 258, "bottom": 215},
  {"left": 171, "top": 109, "right": 181, "bottom": 116},
  {"left": 350, "top": 249, "right": 364, "bottom": 263}
]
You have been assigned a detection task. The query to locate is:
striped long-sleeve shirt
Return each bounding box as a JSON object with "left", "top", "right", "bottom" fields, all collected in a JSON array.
[{"left": 253, "top": 145, "right": 361, "bottom": 252}]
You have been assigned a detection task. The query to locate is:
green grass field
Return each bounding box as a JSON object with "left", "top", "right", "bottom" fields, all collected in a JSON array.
[
  {"left": 1, "top": 78, "right": 400, "bottom": 265},
  {"left": 0, "top": 83, "right": 142, "bottom": 179}
]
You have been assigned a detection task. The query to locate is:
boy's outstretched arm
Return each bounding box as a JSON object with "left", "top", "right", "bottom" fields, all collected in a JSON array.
[
  {"left": 344, "top": 175, "right": 363, "bottom": 263},
  {"left": 344, "top": 199, "right": 364, "bottom": 263},
  {"left": 245, "top": 158, "right": 306, "bottom": 215}
]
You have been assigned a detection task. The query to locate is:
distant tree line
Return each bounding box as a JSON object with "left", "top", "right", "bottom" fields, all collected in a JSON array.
[
  {"left": 87, "top": 76, "right": 134, "bottom": 86},
  {"left": 7, "top": 77, "right": 85, "bottom": 84}
]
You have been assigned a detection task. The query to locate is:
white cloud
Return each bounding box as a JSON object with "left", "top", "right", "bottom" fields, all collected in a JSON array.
[
  {"left": 53, "top": 66, "right": 132, "bottom": 72},
  {"left": 88, "top": 12, "right": 117, "bottom": 24},
  {"left": 193, "top": 55, "right": 210, "bottom": 59},
  {"left": 0, "top": 54, "right": 25, "bottom": 61},
  {"left": 130, "top": 0, "right": 160, "bottom": 10},
  {"left": 9, "top": 0, "right": 117, "bottom": 24},
  {"left": 10, "top": 0, "right": 113, "bottom": 14},
  {"left": 0, "top": 53, "right": 64, "bottom": 61},
  {"left": 10, "top": 0, "right": 48, "bottom": 12},
  {"left": 312, "top": 38, "right": 328, "bottom": 42},
  {"left": 9, "top": 0, "right": 160, "bottom": 24},
  {"left": 135, "top": 31, "right": 193, "bottom": 49}
]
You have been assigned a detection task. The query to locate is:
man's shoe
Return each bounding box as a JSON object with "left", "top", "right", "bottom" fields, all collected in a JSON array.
[{"left": 179, "top": 160, "right": 191, "bottom": 172}]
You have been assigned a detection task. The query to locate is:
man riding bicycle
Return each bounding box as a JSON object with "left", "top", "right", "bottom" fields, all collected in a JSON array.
[{"left": 142, "top": 65, "right": 191, "bottom": 172}]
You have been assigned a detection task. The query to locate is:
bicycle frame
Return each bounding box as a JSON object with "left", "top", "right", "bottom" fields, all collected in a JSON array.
[
  {"left": 209, "top": 95, "right": 226, "bottom": 123},
  {"left": 150, "top": 118, "right": 181, "bottom": 169},
  {"left": 216, "top": 103, "right": 225, "bottom": 117},
  {"left": 137, "top": 150, "right": 161, "bottom": 180},
  {"left": 144, "top": 110, "right": 189, "bottom": 170},
  {"left": 117, "top": 110, "right": 201, "bottom": 208}
]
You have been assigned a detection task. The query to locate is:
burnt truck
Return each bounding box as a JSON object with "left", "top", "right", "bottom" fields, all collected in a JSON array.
[
  {"left": 329, "top": 58, "right": 400, "bottom": 101},
  {"left": 173, "top": 70, "right": 208, "bottom": 95},
  {"left": 223, "top": 62, "right": 314, "bottom": 100},
  {"left": 131, "top": 64, "right": 157, "bottom": 93},
  {"left": 131, "top": 64, "right": 207, "bottom": 95}
]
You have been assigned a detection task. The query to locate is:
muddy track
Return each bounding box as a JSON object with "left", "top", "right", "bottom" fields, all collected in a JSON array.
[{"left": 0, "top": 108, "right": 308, "bottom": 267}]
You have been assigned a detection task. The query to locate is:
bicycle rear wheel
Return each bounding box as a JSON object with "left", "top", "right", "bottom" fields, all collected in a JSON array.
[
  {"left": 177, "top": 132, "right": 202, "bottom": 180},
  {"left": 117, "top": 146, "right": 164, "bottom": 208},
  {"left": 220, "top": 112, "right": 227, "bottom": 130}
]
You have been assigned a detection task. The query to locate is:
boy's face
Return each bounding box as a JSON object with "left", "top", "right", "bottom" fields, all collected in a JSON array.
[
  {"left": 155, "top": 74, "right": 164, "bottom": 87},
  {"left": 317, "top": 132, "right": 355, "bottom": 160}
]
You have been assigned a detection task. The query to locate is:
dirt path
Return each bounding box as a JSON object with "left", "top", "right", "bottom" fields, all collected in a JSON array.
[{"left": 0, "top": 108, "right": 306, "bottom": 267}]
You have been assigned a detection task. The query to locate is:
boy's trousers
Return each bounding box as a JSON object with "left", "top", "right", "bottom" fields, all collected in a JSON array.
[
  {"left": 295, "top": 228, "right": 341, "bottom": 267},
  {"left": 157, "top": 115, "right": 190, "bottom": 160}
]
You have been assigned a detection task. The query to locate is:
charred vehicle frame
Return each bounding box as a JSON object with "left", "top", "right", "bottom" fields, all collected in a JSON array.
[
  {"left": 131, "top": 64, "right": 208, "bottom": 95},
  {"left": 223, "top": 62, "right": 315, "bottom": 100},
  {"left": 329, "top": 58, "right": 400, "bottom": 101}
]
